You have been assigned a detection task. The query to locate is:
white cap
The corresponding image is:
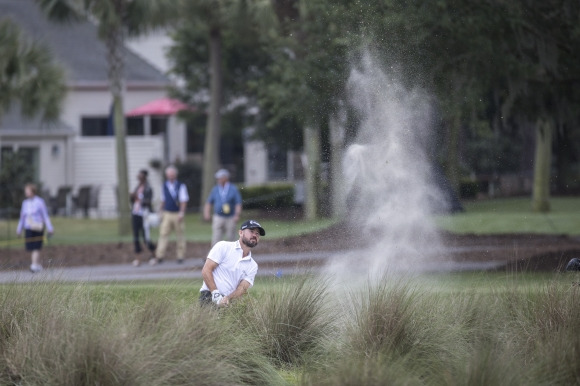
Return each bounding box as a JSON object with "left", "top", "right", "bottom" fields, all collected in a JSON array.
[{"left": 215, "top": 169, "right": 230, "bottom": 179}]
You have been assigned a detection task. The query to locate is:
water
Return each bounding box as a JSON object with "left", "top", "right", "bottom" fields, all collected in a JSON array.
[{"left": 327, "top": 52, "right": 448, "bottom": 279}]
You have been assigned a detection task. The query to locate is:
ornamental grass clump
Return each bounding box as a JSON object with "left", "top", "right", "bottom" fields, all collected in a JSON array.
[
  {"left": 235, "top": 275, "right": 334, "bottom": 367},
  {"left": 0, "top": 281, "right": 284, "bottom": 386},
  {"left": 505, "top": 282, "right": 580, "bottom": 385},
  {"left": 304, "top": 274, "right": 521, "bottom": 386}
]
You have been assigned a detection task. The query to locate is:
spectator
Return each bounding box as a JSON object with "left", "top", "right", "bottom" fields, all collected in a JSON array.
[
  {"left": 152, "top": 165, "right": 189, "bottom": 265},
  {"left": 203, "top": 169, "right": 242, "bottom": 246},
  {"left": 16, "top": 183, "right": 54, "bottom": 273},
  {"left": 130, "top": 169, "right": 156, "bottom": 266}
]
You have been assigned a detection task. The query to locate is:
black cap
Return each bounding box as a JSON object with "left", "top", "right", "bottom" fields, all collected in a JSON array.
[{"left": 240, "top": 220, "right": 266, "bottom": 236}]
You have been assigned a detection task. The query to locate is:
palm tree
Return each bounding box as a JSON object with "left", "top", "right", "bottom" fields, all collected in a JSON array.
[
  {"left": 35, "top": 0, "right": 178, "bottom": 235},
  {"left": 0, "top": 19, "right": 66, "bottom": 122}
]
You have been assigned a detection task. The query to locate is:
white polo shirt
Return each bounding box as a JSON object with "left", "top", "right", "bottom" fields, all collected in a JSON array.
[{"left": 200, "top": 240, "right": 259, "bottom": 296}]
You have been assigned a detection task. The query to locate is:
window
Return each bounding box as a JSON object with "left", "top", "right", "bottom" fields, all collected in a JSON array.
[
  {"left": 127, "top": 117, "right": 144, "bottom": 136},
  {"left": 81, "top": 117, "right": 109, "bottom": 136},
  {"left": 81, "top": 116, "right": 144, "bottom": 136},
  {"left": 151, "top": 117, "right": 168, "bottom": 136}
]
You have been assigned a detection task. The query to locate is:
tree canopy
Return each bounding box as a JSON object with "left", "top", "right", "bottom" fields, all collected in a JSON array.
[{"left": 169, "top": 0, "right": 580, "bottom": 216}]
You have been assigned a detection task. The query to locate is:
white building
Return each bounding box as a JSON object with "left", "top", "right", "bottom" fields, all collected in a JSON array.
[{"left": 0, "top": 0, "right": 187, "bottom": 216}]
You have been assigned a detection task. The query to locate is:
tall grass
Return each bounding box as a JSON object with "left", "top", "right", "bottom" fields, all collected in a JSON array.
[
  {"left": 303, "top": 273, "right": 580, "bottom": 386},
  {"left": 233, "top": 275, "right": 334, "bottom": 368},
  {"left": 504, "top": 282, "right": 580, "bottom": 385},
  {"left": 0, "top": 273, "right": 579, "bottom": 385},
  {"left": 0, "top": 282, "right": 285, "bottom": 385}
]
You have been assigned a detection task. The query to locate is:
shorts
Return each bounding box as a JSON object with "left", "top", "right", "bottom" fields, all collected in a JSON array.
[{"left": 25, "top": 229, "right": 44, "bottom": 251}]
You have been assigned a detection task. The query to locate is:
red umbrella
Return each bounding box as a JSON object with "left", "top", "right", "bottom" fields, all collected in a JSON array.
[{"left": 126, "top": 98, "right": 192, "bottom": 116}]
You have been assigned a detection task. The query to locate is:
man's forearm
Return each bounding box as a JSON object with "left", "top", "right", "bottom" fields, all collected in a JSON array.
[{"left": 226, "top": 281, "right": 250, "bottom": 301}]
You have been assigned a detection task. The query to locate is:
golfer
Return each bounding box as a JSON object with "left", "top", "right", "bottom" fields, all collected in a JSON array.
[{"left": 199, "top": 220, "right": 265, "bottom": 307}]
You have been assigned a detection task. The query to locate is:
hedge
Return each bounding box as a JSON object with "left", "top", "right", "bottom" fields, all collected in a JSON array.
[{"left": 239, "top": 183, "right": 295, "bottom": 210}]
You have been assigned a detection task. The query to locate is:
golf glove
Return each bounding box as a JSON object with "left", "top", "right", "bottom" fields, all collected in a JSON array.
[{"left": 211, "top": 290, "right": 224, "bottom": 305}]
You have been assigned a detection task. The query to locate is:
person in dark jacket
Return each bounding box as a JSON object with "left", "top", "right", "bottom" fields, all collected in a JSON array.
[{"left": 130, "top": 169, "right": 156, "bottom": 266}]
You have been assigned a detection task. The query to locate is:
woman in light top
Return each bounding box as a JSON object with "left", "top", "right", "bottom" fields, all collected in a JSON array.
[{"left": 16, "top": 183, "right": 54, "bottom": 273}]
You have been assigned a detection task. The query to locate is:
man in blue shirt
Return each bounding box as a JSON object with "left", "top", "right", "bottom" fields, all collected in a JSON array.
[{"left": 203, "top": 169, "right": 242, "bottom": 246}]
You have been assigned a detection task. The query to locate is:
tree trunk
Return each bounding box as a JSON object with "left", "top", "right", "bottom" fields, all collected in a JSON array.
[
  {"left": 329, "top": 109, "right": 346, "bottom": 219},
  {"left": 446, "top": 111, "right": 461, "bottom": 194},
  {"left": 106, "top": 25, "right": 131, "bottom": 236},
  {"left": 200, "top": 26, "right": 223, "bottom": 210},
  {"left": 303, "top": 122, "right": 320, "bottom": 220},
  {"left": 532, "top": 118, "right": 552, "bottom": 212},
  {"left": 554, "top": 127, "right": 571, "bottom": 194}
]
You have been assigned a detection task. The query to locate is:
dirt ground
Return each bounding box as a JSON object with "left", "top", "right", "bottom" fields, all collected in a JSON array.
[{"left": 2, "top": 219, "right": 579, "bottom": 272}]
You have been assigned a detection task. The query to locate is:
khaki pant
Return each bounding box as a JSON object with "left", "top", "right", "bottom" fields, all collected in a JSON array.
[
  {"left": 211, "top": 214, "right": 237, "bottom": 246},
  {"left": 156, "top": 212, "right": 186, "bottom": 260}
]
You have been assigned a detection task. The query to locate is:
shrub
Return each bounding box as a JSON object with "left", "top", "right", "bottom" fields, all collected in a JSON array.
[
  {"left": 234, "top": 275, "right": 334, "bottom": 367},
  {"left": 175, "top": 161, "right": 202, "bottom": 210},
  {"left": 460, "top": 180, "right": 479, "bottom": 199},
  {"left": 0, "top": 151, "right": 35, "bottom": 217},
  {"left": 506, "top": 283, "right": 580, "bottom": 385},
  {"left": 239, "top": 183, "right": 295, "bottom": 210},
  {"left": 309, "top": 276, "right": 494, "bottom": 385}
]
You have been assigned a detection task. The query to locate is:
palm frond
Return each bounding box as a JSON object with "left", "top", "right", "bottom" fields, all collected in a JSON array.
[{"left": 0, "top": 19, "right": 67, "bottom": 122}]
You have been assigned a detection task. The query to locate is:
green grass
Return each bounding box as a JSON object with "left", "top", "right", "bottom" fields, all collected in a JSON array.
[
  {"left": 0, "top": 210, "right": 337, "bottom": 247},
  {"left": 3, "top": 196, "right": 578, "bottom": 247},
  {"left": 436, "top": 196, "right": 580, "bottom": 235}
]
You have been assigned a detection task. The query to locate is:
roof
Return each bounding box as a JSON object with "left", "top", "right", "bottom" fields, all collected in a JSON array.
[
  {"left": 0, "top": 0, "right": 169, "bottom": 87},
  {"left": 0, "top": 106, "right": 75, "bottom": 135},
  {"left": 126, "top": 98, "right": 192, "bottom": 116}
]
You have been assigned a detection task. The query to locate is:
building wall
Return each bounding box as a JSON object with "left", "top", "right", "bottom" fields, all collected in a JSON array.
[
  {"left": 57, "top": 88, "right": 184, "bottom": 216},
  {"left": 61, "top": 88, "right": 167, "bottom": 131},
  {"left": 39, "top": 137, "right": 70, "bottom": 195},
  {"left": 244, "top": 139, "right": 268, "bottom": 186},
  {"left": 73, "top": 136, "right": 164, "bottom": 217}
]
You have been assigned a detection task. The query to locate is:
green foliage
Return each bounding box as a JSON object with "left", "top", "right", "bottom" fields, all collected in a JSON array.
[
  {"left": 175, "top": 160, "right": 202, "bottom": 210},
  {"left": 0, "top": 19, "right": 66, "bottom": 122},
  {"left": 0, "top": 151, "right": 34, "bottom": 215},
  {"left": 459, "top": 180, "right": 479, "bottom": 199},
  {"left": 240, "top": 183, "right": 295, "bottom": 210},
  {"left": 168, "top": 0, "right": 269, "bottom": 113}
]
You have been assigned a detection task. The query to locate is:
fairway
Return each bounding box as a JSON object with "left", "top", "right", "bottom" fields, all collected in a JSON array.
[
  {"left": 436, "top": 197, "right": 580, "bottom": 235},
  {"left": 1, "top": 270, "right": 571, "bottom": 298},
  {"left": 0, "top": 211, "right": 337, "bottom": 247}
]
